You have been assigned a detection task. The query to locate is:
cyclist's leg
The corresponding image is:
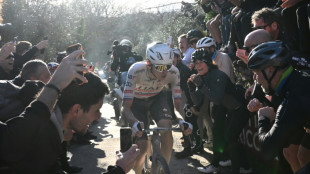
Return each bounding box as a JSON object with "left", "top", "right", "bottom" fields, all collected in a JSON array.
[
  {"left": 131, "top": 98, "right": 151, "bottom": 174},
  {"left": 150, "top": 91, "right": 173, "bottom": 165}
]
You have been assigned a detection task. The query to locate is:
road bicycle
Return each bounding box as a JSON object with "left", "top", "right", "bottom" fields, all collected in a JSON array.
[{"left": 120, "top": 126, "right": 184, "bottom": 174}]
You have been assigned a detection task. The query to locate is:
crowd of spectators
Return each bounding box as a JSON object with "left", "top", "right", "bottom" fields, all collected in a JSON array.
[{"left": 170, "top": 0, "right": 310, "bottom": 174}]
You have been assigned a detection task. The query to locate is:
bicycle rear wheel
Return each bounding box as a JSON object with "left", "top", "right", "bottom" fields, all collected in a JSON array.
[{"left": 151, "top": 155, "right": 170, "bottom": 174}]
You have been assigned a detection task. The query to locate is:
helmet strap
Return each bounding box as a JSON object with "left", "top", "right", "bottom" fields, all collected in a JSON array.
[
  {"left": 149, "top": 65, "right": 158, "bottom": 80},
  {"left": 261, "top": 67, "right": 278, "bottom": 95}
]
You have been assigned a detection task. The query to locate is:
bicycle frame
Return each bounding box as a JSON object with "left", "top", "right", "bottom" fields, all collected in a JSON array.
[{"left": 144, "top": 127, "right": 181, "bottom": 174}]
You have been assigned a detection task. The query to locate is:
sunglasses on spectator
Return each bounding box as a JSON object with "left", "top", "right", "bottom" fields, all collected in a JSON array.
[
  {"left": 243, "top": 44, "right": 258, "bottom": 54},
  {"left": 154, "top": 64, "right": 172, "bottom": 72},
  {"left": 252, "top": 22, "right": 273, "bottom": 30},
  {"left": 189, "top": 39, "right": 199, "bottom": 45}
]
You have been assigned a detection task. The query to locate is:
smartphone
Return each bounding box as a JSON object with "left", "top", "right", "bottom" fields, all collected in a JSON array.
[
  {"left": 120, "top": 127, "right": 132, "bottom": 153},
  {"left": 66, "top": 43, "right": 84, "bottom": 84}
]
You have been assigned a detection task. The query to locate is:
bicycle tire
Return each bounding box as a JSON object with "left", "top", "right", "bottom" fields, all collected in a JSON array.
[{"left": 152, "top": 154, "right": 170, "bottom": 174}]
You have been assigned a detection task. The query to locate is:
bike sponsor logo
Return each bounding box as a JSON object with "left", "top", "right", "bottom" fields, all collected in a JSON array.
[
  {"left": 126, "top": 82, "right": 132, "bottom": 87},
  {"left": 240, "top": 114, "right": 260, "bottom": 151},
  {"left": 136, "top": 86, "right": 161, "bottom": 91}
]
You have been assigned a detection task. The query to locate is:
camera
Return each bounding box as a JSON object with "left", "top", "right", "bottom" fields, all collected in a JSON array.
[
  {"left": 107, "top": 40, "right": 126, "bottom": 57},
  {"left": 183, "top": 104, "right": 193, "bottom": 117}
]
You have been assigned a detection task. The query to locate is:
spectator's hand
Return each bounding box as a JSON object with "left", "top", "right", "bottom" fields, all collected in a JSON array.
[
  {"left": 116, "top": 144, "right": 140, "bottom": 173},
  {"left": 0, "top": 42, "right": 15, "bottom": 61},
  {"left": 236, "top": 49, "right": 248, "bottom": 64},
  {"left": 179, "top": 120, "right": 193, "bottom": 136},
  {"left": 228, "top": 0, "right": 241, "bottom": 7},
  {"left": 245, "top": 84, "right": 254, "bottom": 99},
  {"left": 132, "top": 121, "right": 144, "bottom": 137},
  {"left": 258, "top": 106, "right": 276, "bottom": 122},
  {"left": 304, "top": 127, "right": 310, "bottom": 135},
  {"left": 247, "top": 98, "right": 263, "bottom": 112},
  {"left": 189, "top": 63, "right": 195, "bottom": 70},
  {"left": 281, "top": 0, "right": 303, "bottom": 9},
  {"left": 36, "top": 40, "right": 48, "bottom": 50},
  {"left": 189, "top": 74, "right": 202, "bottom": 87},
  {"left": 48, "top": 50, "right": 88, "bottom": 91}
]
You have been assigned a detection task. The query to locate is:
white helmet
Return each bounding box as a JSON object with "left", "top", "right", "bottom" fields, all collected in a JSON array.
[
  {"left": 120, "top": 39, "right": 133, "bottom": 47},
  {"left": 196, "top": 37, "right": 216, "bottom": 49},
  {"left": 146, "top": 42, "right": 173, "bottom": 65},
  {"left": 172, "top": 48, "right": 182, "bottom": 57}
]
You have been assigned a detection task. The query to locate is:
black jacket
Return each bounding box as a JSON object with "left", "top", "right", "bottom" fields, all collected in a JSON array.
[
  {"left": 0, "top": 101, "right": 62, "bottom": 174},
  {"left": 189, "top": 69, "right": 243, "bottom": 111},
  {"left": 258, "top": 70, "right": 310, "bottom": 160},
  {"left": 0, "top": 66, "right": 14, "bottom": 80}
]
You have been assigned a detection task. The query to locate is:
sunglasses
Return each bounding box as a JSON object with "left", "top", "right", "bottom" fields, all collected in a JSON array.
[
  {"left": 252, "top": 22, "right": 273, "bottom": 30},
  {"left": 243, "top": 44, "right": 258, "bottom": 54},
  {"left": 189, "top": 39, "right": 199, "bottom": 45},
  {"left": 154, "top": 64, "right": 172, "bottom": 72}
]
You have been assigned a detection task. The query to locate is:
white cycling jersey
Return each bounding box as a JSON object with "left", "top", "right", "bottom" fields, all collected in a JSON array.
[{"left": 123, "top": 61, "right": 182, "bottom": 100}]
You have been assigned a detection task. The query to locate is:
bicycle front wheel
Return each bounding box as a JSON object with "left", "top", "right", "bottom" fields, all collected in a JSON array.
[{"left": 151, "top": 155, "right": 170, "bottom": 174}]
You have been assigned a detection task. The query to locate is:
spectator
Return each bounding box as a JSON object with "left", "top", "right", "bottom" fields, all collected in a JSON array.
[
  {"left": 195, "top": 36, "right": 237, "bottom": 169},
  {"left": 178, "top": 34, "right": 195, "bottom": 68},
  {"left": 200, "top": 0, "right": 234, "bottom": 47},
  {"left": 247, "top": 41, "right": 310, "bottom": 173},
  {"left": 12, "top": 39, "right": 48, "bottom": 77},
  {"left": 189, "top": 49, "right": 251, "bottom": 174},
  {"left": 13, "top": 59, "right": 51, "bottom": 86},
  {"left": 0, "top": 50, "right": 139, "bottom": 174},
  {"left": 0, "top": 42, "right": 16, "bottom": 80},
  {"left": 172, "top": 48, "right": 197, "bottom": 159},
  {"left": 251, "top": 8, "right": 283, "bottom": 41}
]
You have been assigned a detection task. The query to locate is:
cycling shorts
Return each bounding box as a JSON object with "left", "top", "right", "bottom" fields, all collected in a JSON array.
[{"left": 131, "top": 90, "right": 173, "bottom": 140}]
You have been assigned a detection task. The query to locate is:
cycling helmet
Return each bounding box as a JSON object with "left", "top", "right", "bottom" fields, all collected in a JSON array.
[
  {"left": 146, "top": 42, "right": 173, "bottom": 65},
  {"left": 191, "top": 48, "right": 213, "bottom": 64},
  {"left": 120, "top": 39, "right": 133, "bottom": 48},
  {"left": 172, "top": 48, "right": 182, "bottom": 57},
  {"left": 186, "top": 29, "right": 204, "bottom": 40},
  {"left": 196, "top": 37, "right": 216, "bottom": 49},
  {"left": 247, "top": 41, "right": 291, "bottom": 70}
]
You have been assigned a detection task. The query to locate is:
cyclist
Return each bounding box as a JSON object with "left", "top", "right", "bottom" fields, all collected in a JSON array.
[
  {"left": 121, "top": 42, "right": 193, "bottom": 174},
  {"left": 247, "top": 41, "right": 310, "bottom": 173}
]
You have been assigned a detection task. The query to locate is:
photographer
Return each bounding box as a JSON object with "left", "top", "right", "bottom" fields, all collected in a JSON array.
[{"left": 110, "top": 39, "right": 143, "bottom": 88}]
